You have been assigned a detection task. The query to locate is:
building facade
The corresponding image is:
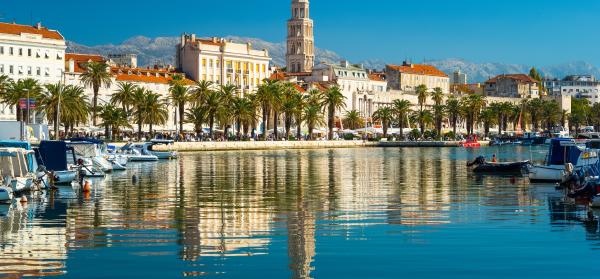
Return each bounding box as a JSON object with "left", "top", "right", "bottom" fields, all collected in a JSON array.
[
  {"left": 108, "top": 53, "right": 138, "bottom": 68},
  {"left": 176, "top": 35, "right": 271, "bottom": 96},
  {"left": 286, "top": 0, "right": 315, "bottom": 73},
  {"left": 0, "top": 22, "right": 66, "bottom": 120},
  {"left": 544, "top": 75, "right": 600, "bottom": 104},
  {"left": 385, "top": 62, "right": 450, "bottom": 94},
  {"left": 451, "top": 70, "right": 467, "bottom": 85},
  {"left": 484, "top": 74, "right": 539, "bottom": 98}
]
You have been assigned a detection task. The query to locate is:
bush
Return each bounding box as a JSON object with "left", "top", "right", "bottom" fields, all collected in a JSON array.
[
  {"left": 444, "top": 131, "right": 456, "bottom": 140},
  {"left": 343, "top": 133, "right": 356, "bottom": 140}
]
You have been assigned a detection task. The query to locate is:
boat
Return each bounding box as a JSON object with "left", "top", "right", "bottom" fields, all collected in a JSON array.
[
  {"left": 0, "top": 178, "right": 13, "bottom": 202},
  {"left": 0, "top": 141, "right": 48, "bottom": 189},
  {"left": 120, "top": 143, "right": 159, "bottom": 162},
  {"left": 529, "top": 139, "right": 599, "bottom": 183},
  {"left": 461, "top": 135, "right": 481, "bottom": 148},
  {"left": 146, "top": 140, "right": 178, "bottom": 159},
  {"left": 66, "top": 138, "right": 113, "bottom": 177},
  {"left": 104, "top": 145, "right": 128, "bottom": 171},
  {"left": 34, "top": 140, "right": 78, "bottom": 185},
  {"left": 0, "top": 148, "right": 38, "bottom": 194},
  {"left": 520, "top": 132, "right": 547, "bottom": 146},
  {"left": 467, "top": 156, "right": 530, "bottom": 174}
]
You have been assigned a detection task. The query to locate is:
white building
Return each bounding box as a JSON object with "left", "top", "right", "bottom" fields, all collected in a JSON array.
[
  {"left": 0, "top": 22, "right": 66, "bottom": 120},
  {"left": 176, "top": 35, "right": 271, "bottom": 96},
  {"left": 108, "top": 53, "right": 138, "bottom": 68},
  {"left": 451, "top": 70, "right": 467, "bottom": 85},
  {"left": 544, "top": 75, "right": 600, "bottom": 104}
]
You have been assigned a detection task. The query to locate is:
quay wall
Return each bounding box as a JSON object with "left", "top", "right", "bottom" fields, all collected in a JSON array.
[{"left": 143, "top": 140, "right": 490, "bottom": 152}]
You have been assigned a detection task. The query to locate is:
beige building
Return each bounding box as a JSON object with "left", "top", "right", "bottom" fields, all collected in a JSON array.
[
  {"left": 484, "top": 74, "right": 539, "bottom": 98},
  {"left": 286, "top": 0, "right": 315, "bottom": 73},
  {"left": 176, "top": 35, "right": 271, "bottom": 96},
  {"left": 385, "top": 62, "right": 450, "bottom": 94}
]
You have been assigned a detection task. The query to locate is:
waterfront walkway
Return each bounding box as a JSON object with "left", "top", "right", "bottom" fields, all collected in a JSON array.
[{"left": 144, "top": 140, "right": 490, "bottom": 152}]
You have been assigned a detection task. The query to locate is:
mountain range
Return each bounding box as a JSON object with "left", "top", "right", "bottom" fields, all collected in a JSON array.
[{"left": 67, "top": 35, "right": 600, "bottom": 83}]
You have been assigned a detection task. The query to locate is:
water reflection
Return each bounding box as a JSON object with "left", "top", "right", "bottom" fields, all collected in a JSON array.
[{"left": 0, "top": 146, "right": 598, "bottom": 278}]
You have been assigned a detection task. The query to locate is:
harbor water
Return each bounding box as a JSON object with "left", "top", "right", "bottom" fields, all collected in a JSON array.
[{"left": 1, "top": 146, "right": 600, "bottom": 278}]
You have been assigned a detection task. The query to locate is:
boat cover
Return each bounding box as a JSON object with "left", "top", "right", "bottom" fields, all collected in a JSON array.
[
  {"left": 548, "top": 139, "right": 583, "bottom": 165},
  {"left": 37, "top": 141, "right": 69, "bottom": 171},
  {"left": 0, "top": 141, "right": 33, "bottom": 170}
]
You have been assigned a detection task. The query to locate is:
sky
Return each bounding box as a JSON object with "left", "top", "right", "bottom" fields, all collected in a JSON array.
[{"left": 2, "top": 0, "right": 600, "bottom": 66}]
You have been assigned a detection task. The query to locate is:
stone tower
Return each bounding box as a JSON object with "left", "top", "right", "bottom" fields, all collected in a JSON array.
[{"left": 286, "top": 0, "right": 315, "bottom": 73}]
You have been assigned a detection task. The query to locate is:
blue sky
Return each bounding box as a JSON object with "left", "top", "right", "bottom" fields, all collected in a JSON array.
[{"left": 2, "top": 0, "right": 599, "bottom": 66}]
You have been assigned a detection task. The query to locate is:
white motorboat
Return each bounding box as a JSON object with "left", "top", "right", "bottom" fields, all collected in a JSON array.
[
  {"left": 120, "top": 143, "right": 159, "bottom": 162},
  {"left": 36, "top": 141, "right": 78, "bottom": 185},
  {"left": 146, "top": 140, "right": 178, "bottom": 159},
  {"left": 0, "top": 148, "right": 37, "bottom": 194},
  {"left": 106, "top": 155, "right": 127, "bottom": 171},
  {"left": 529, "top": 139, "right": 598, "bottom": 183},
  {"left": 66, "top": 140, "right": 113, "bottom": 176},
  {"left": 0, "top": 178, "right": 13, "bottom": 202}
]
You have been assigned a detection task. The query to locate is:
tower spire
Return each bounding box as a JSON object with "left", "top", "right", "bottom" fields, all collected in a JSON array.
[{"left": 286, "top": 0, "right": 315, "bottom": 73}]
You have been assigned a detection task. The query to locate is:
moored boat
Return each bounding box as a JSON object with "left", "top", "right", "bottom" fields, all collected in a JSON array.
[
  {"left": 35, "top": 140, "right": 78, "bottom": 185},
  {"left": 529, "top": 139, "right": 599, "bottom": 183},
  {"left": 467, "top": 156, "right": 530, "bottom": 174}
]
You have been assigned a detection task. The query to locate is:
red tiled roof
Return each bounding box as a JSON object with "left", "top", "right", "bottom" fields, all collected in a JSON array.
[
  {"left": 386, "top": 64, "right": 448, "bottom": 78},
  {"left": 485, "top": 74, "right": 537, "bottom": 84},
  {"left": 292, "top": 84, "right": 306, "bottom": 93},
  {"left": 368, "top": 73, "right": 385, "bottom": 82},
  {"left": 115, "top": 74, "right": 194, "bottom": 85},
  {"left": 0, "top": 22, "right": 64, "bottom": 40},
  {"left": 65, "top": 53, "right": 105, "bottom": 73}
]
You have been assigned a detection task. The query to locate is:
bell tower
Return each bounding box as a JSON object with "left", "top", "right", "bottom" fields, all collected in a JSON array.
[{"left": 286, "top": 0, "right": 315, "bottom": 73}]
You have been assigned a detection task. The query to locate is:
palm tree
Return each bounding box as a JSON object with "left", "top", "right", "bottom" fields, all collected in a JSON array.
[
  {"left": 373, "top": 106, "right": 394, "bottom": 137},
  {"left": 479, "top": 108, "right": 497, "bottom": 139},
  {"left": 320, "top": 86, "right": 346, "bottom": 140},
  {"left": 343, "top": 110, "right": 364, "bottom": 130},
  {"left": 143, "top": 92, "right": 169, "bottom": 135},
  {"left": 431, "top": 87, "right": 444, "bottom": 138},
  {"left": 79, "top": 61, "right": 112, "bottom": 126},
  {"left": 392, "top": 99, "right": 412, "bottom": 140},
  {"left": 256, "top": 81, "right": 275, "bottom": 140},
  {"left": 281, "top": 83, "right": 300, "bottom": 138},
  {"left": 270, "top": 82, "right": 285, "bottom": 140},
  {"left": 527, "top": 98, "right": 544, "bottom": 131},
  {"left": 98, "top": 105, "right": 130, "bottom": 141},
  {"left": 461, "top": 94, "right": 486, "bottom": 135},
  {"left": 186, "top": 105, "right": 208, "bottom": 136},
  {"left": 232, "top": 96, "right": 257, "bottom": 138},
  {"left": 132, "top": 88, "right": 148, "bottom": 140},
  {"left": 191, "top": 80, "right": 214, "bottom": 106},
  {"left": 3, "top": 78, "right": 43, "bottom": 122},
  {"left": 304, "top": 104, "right": 325, "bottom": 140},
  {"left": 416, "top": 84, "right": 428, "bottom": 111},
  {"left": 218, "top": 84, "right": 238, "bottom": 138},
  {"left": 445, "top": 97, "right": 461, "bottom": 137},
  {"left": 412, "top": 109, "right": 434, "bottom": 135},
  {"left": 169, "top": 83, "right": 190, "bottom": 133},
  {"left": 38, "top": 83, "right": 89, "bottom": 139},
  {"left": 204, "top": 90, "right": 222, "bottom": 139},
  {"left": 0, "top": 75, "right": 11, "bottom": 96},
  {"left": 293, "top": 92, "right": 308, "bottom": 139},
  {"left": 541, "top": 100, "right": 561, "bottom": 131},
  {"left": 111, "top": 82, "right": 137, "bottom": 112}
]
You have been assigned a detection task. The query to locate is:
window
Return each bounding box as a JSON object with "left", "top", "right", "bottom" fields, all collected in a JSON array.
[
  {"left": 36, "top": 50, "right": 40, "bottom": 58},
  {"left": 18, "top": 66, "right": 23, "bottom": 75},
  {"left": 202, "top": 58, "right": 206, "bottom": 67},
  {"left": 9, "top": 65, "right": 13, "bottom": 74},
  {"left": 44, "top": 67, "right": 50, "bottom": 77},
  {"left": 44, "top": 51, "right": 49, "bottom": 59},
  {"left": 27, "top": 49, "right": 32, "bottom": 57},
  {"left": 9, "top": 47, "right": 13, "bottom": 55},
  {"left": 0, "top": 46, "right": 3, "bottom": 55},
  {"left": 0, "top": 64, "right": 3, "bottom": 73},
  {"left": 18, "top": 48, "right": 22, "bottom": 56},
  {"left": 57, "top": 52, "right": 63, "bottom": 60},
  {"left": 27, "top": 66, "right": 32, "bottom": 75},
  {"left": 36, "top": 67, "right": 41, "bottom": 76}
]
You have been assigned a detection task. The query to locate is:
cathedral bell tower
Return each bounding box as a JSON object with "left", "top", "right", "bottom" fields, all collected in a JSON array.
[{"left": 286, "top": 0, "right": 315, "bottom": 73}]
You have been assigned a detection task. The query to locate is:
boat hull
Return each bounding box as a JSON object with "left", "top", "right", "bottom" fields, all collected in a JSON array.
[
  {"left": 54, "top": 170, "right": 77, "bottom": 184},
  {"left": 473, "top": 162, "right": 530, "bottom": 174},
  {"left": 128, "top": 155, "right": 159, "bottom": 162},
  {"left": 528, "top": 165, "right": 566, "bottom": 183},
  {"left": 150, "top": 151, "right": 177, "bottom": 160},
  {"left": 0, "top": 186, "right": 12, "bottom": 202}
]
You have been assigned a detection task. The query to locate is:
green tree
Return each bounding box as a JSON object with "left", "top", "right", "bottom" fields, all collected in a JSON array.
[
  {"left": 343, "top": 109, "right": 364, "bottom": 130},
  {"left": 143, "top": 92, "right": 169, "bottom": 135},
  {"left": 169, "top": 83, "right": 190, "bottom": 133},
  {"left": 445, "top": 97, "right": 461, "bottom": 137},
  {"left": 232, "top": 96, "right": 257, "bottom": 138},
  {"left": 392, "top": 99, "right": 412, "bottom": 140},
  {"left": 304, "top": 104, "right": 325, "bottom": 140},
  {"left": 98, "top": 105, "right": 130, "bottom": 141},
  {"left": 373, "top": 106, "right": 394, "bottom": 137},
  {"left": 79, "top": 61, "right": 112, "bottom": 126},
  {"left": 412, "top": 109, "right": 434, "bottom": 135},
  {"left": 204, "top": 90, "right": 222, "bottom": 139},
  {"left": 2, "top": 78, "right": 43, "bottom": 122},
  {"left": 111, "top": 82, "right": 138, "bottom": 112},
  {"left": 186, "top": 106, "right": 208, "bottom": 136},
  {"left": 430, "top": 87, "right": 444, "bottom": 138},
  {"left": 527, "top": 98, "right": 544, "bottom": 131},
  {"left": 280, "top": 83, "right": 300, "bottom": 138},
  {"left": 479, "top": 108, "right": 497, "bottom": 139},
  {"left": 461, "top": 94, "right": 486, "bottom": 135},
  {"left": 320, "top": 86, "right": 347, "bottom": 140},
  {"left": 191, "top": 80, "right": 214, "bottom": 106},
  {"left": 416, "top": 84, "right": 428, "bottom": 111},
  {"left": 38, "top": 83, "right": 89, "bottom": 139},
  {"left": 256, "top": 81, "right": 275, "bottom": 140},
  {"left": 570, "top": 98, "right": 590, "bottom": 133}
]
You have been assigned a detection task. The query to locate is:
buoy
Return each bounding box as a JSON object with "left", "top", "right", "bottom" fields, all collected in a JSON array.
[
  {"left": 20, "top": 195, "right": 28, "bottom": 203},
  {"left": 83, "top": 180, "right": 91, "bottom": 192}
]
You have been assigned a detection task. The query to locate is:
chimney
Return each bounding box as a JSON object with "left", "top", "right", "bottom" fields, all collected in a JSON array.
[
  {"left": 68, "top": 59, "right": 75, "bottom": 73},
  {"left": 212, "top": 37, "right": 218, "bottom": 43},
  {"left": 191, "top": 34, "right": 196, "bottom": 42},
  {"left": 36, "top": 22, "right": 42, "bottom": 30}
]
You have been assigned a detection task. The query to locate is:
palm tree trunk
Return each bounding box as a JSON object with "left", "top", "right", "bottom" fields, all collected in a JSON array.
[
  {"left": 179, "top": 104, "right": 184, "bottom": 134},
  {"left": 296, "top": 114, "right": 302, "bottom": 139},
  {"left": 452, "top": 117, "right": 457, "bottom": 137},
  {"left": 93, "top": 86, "right": 99, "bottom": 126},
  {"left": 328, "top": 106, "right": 335, "bottom": 140},
  {"left": 236, "top": 118, "right": 242, "bottom": 138},
  {"left": 262, "top": 106, "right": 269, "bottom": 141},
  {"left": 273, "top": 110, "right": 279, "bottom": 140},
  {"left": 308, "top": 125, "right": 314, "bottom": 140},
  {"left": 209, "top": 115, "right": 215, "bottom": 140},
  {"left": 285, "top": 114, "right": 292, "bottom": 139},
  {"left": 53, "top": 110, "right": 59, "bottom": 140},
  {"left": 399, "top": 116, "right": 404, "bottom": 140},
  {"left": 383, "top": 120, "right": 388, "bottom": 137}
]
